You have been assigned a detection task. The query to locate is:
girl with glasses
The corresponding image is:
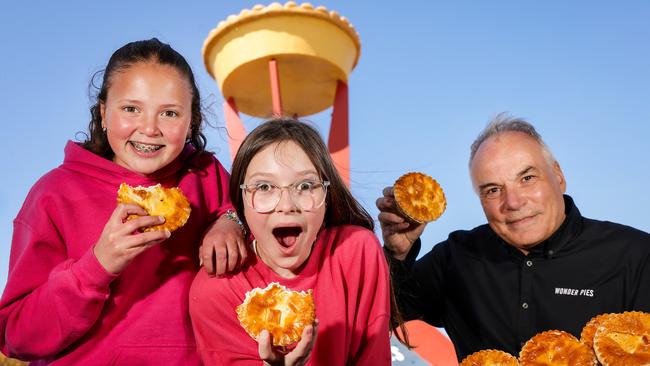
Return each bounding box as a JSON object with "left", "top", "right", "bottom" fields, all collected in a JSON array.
[{"left": 189, "top": 118, "right": 408, "bottom": 365}]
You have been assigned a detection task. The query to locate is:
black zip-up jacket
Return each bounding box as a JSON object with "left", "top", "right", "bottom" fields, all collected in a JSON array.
[{"left": 389, "top": 195, "right": 650, "bottom": 360}]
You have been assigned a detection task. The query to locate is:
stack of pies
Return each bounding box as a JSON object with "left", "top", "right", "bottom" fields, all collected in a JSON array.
[
  {"left": 591, "top": 311, "right": 650, "bottom": 365},
  {"left": 117, "top": 183, "right": 191, "bottom": 232},
  {"left": 458, "top": 311, "right": 650, "bottom": 366},
  {"left": 393, "top": 172, "right": 446, "bottom": 223},
  {"left": 237, "top": 282, "right": 315, "bottom": 347}
]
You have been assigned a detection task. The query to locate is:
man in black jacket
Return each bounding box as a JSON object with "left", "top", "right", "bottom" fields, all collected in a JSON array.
[{"left": 377, "top": 113, "right": 650, "bottom": 360}]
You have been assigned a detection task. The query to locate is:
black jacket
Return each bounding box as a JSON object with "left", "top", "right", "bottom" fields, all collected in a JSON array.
[{"left": 390, "top": 195, "right": 650, "bottom": 360}]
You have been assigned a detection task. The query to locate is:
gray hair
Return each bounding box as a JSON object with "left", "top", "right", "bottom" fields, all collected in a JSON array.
[{"left": 469, "top": 112, "right": 556, "bottom": 167}]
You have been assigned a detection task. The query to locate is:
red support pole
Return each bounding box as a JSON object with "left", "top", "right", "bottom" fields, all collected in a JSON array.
[
  {"left": 329, "top": 80, "right": 350, "bottom": 186},
  {"left": 223, "top": 97, "right": 246, "bottom": 161},
  {"left": 269, "top": 59, "right": 283, "bottom": 116}
]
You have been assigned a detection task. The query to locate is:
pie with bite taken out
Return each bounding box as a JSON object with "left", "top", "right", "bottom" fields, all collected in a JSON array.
[
  {"left": 393, "top": 172, "right": 446, "bottom": 223},
  {"left": 459, "top": 349, "right": 519, "bottom": 366},
  {"left": 519, "top": 330, "right": 597, "bottom": 365},
  {"left": 236, "top": 282, "right": 315, "bottom": 347},
  {"left": 117, "top": 183, "right": 191, "bottom": 232},
  {"left": 593, "top": 311, "right": 650, "bottom": 366}
]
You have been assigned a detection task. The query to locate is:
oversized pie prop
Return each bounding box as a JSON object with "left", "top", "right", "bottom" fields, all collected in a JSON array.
[
  {"left": 519, "top": 330, "right": 597, "bottom": 365},
  {"left": 117, "top": 183, "right": 191, "bottom": 232},
  {"left": 236, "top": 282, "right": 315, "bottom": 347},
  {"left": 459, "top": 349, "right": 519, "bottom": 366},
  {"left": 393, "top": 172, "right": 446, "bottom": 223},
  {"left": 593, "top": 311, "right": 650, "bottom": 366}
]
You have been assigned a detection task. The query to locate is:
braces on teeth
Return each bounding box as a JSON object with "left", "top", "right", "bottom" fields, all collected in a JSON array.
[{"left": 132, "top": 142, "right": 162, "bottom": 153}]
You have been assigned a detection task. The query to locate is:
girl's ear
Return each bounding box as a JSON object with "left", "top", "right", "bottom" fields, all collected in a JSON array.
[{"left": 100, "top": 103, "right": 106, "bottom": 129}]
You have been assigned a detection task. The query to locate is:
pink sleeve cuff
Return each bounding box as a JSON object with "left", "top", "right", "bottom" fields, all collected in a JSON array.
[{"left": 71, "top": 249, "right": 118, "bottom": 293}]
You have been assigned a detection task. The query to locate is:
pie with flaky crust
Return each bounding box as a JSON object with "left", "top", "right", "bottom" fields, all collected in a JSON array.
[
  {"left": 459, "top": 349, "right": 519, "bottom": 366},
  {"left": 593, "top": 311, "right": 650, "bottom": 366},
  {"left": 519, "top": 330, "right": 597, "bottom": 365},
  {"left": 236, "top": 282, "right": 315, "bottom": 347},
  {"left": 117, "top": 183, "right": 191, "bottom": 232},
  {"left": 580, "top": 313, "right": 620, "bottom": 348},
  {"left": 393, "top": 172, "right": 446, "bottom": 223}
]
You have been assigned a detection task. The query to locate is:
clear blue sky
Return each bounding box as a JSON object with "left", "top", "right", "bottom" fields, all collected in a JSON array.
[{"left": 1, "top": 1, "right": 649, "bottom": 294}]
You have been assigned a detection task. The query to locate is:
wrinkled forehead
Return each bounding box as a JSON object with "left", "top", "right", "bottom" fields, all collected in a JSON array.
[{"left": 470, "top": 132, "right": 548, "bottom": 181}]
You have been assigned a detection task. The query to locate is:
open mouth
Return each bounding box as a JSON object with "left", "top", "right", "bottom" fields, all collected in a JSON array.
[
  {"left": 273, "top": 226, "right": 303, "bottom": 248},
  {"left": 130, "top": 141, "right": 163, "bottom": 154}
]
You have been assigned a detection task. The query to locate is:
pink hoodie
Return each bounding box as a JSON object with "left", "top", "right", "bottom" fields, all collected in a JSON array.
[
  {"left": 0, "top": 141, "right": 232, "bottom": 365},
  {"left": 190, "top": 225, "right": 392, "bottom": 365}
]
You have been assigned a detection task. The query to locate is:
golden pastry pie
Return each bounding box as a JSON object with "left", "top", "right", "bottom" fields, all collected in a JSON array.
[
  {"left": 0, "top": 352, "right": 28, "bottom": 366},
  {"left": 117, "top": 183, "right": 191, "bottom": 232},
  {"left": 459, "top": 349, "right": 519, "bottom": 365},
  {"left": 519, "top": 330, "right": 597, "bottom": 365},
  {"left": 580, "top": 313, "right": 619, "bottom": 348},
  {"left": 236, "top": 282, "right": 315, "bottom": 347},
  {"left": 393, "top": 172, "right": 446, "bottom": 223},
  {"left": 593, "top": 311, "right": 650, "bottom": 366}
]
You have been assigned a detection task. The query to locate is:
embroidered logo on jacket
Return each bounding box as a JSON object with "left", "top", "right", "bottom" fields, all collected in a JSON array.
[{"left": 554, "top": 287, "right": 594, "bottom": 297}]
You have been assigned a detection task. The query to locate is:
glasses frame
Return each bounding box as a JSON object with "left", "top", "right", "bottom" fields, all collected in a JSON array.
[{"left": 239, "top": 180, "right": 330, "bottom": 213}]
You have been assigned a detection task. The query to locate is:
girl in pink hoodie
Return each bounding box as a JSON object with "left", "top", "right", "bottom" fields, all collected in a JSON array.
[
  {"left": 190, "top": 119, "right": 410, "bottom": 365},
  {"left": 0, "top": 38, "right": 243, "bottom": 365}
]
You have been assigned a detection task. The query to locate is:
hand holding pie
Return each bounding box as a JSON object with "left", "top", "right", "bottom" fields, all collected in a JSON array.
[
  {"left": 393, "top": 172, "right": 446, "bottom": 223},
  {"left": 237, "top": 282, "right": 315, "bottom": 347},
  {"left": 117, "top": 183, "right": 191, "bottom": 232}
]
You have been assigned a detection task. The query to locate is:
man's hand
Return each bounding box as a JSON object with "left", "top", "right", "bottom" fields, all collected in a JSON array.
[
  {"left": 199, "top": 214, "right": 246, "bottom": 276},
  {"left": 376, "top": 186, "right": 427, "bottom": 260},
  {"left": 258, "top": 322, "right": 318, "bottom": 366}
]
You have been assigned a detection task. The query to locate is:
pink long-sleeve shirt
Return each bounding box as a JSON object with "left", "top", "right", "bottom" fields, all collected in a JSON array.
[
  {"left": 0, "top": 141, "right": 232, "bottom": 365},
  {"left": 189, "top": 225, "right": 392, "bottom": 366}
]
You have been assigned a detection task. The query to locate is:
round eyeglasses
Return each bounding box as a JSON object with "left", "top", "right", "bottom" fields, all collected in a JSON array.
[{"left": 240, "top": 180, "right": 330, "bottom": 213}]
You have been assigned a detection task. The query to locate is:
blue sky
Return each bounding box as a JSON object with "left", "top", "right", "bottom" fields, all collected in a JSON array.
[{"left": 1, "top": 1, "right": 649, "bottom": 294}]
